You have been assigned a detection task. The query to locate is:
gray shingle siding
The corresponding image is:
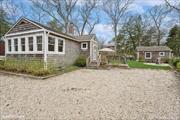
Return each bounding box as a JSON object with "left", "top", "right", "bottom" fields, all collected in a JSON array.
[{"left": 47, "top": 39, "right": 80, "bottom": 67}]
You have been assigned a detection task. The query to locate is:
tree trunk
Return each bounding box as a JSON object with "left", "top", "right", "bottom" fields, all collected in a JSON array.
[
  {"left": 157, "top": 29, "right": 161, "bottom": 46},
  {"left": 114, "top": 24, "right": 117, "bottom": 52}
]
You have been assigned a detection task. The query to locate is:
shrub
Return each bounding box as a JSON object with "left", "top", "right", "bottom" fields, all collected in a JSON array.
[
  {"left": 169, "top": 58, "right": 180, "bottom": 67},
  {"left": 176, "top": 62, "right": 180, "bottom": 71},
  {"left": 161, "top": 58, "right": 169, "bottom": 63},
  {"left": 0, "top": 59, "right": 56, "bottom": 76},
  {"left": 139, "top": 56, "right": 144, "bottom": 62},
  {"left": 0, "top": 60, "right": 5, "bottom": 69},
  {"left": 74, "top": 55, "right": 86, "bottom": 67}
]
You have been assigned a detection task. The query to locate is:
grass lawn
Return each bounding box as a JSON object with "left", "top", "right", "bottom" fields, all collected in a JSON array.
[
  {"left": 128, "top": 61, "right": 172, "bottom": 70},
  {"left": 109, "top": 59, "right": 122, "bottom": 65}
]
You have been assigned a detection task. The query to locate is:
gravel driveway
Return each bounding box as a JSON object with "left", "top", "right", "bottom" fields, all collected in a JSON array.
[{"left": 0, "top": 69, "right": 180, "bottom": 120}]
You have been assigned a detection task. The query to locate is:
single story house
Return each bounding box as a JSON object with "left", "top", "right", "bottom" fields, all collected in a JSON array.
[
  {"left": 136, "top": 46, "right": 172, "bottom": 63},
  {"left": 3, "top": 17, "right": 98, "bottom": 68},
  {"left": 105, "top": 41, "right": 115, "bottom": 50}
]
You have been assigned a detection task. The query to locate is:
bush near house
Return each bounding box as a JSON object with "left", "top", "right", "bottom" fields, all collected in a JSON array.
[
  {"left": 169, "top": 58, "right": 180, "bottom": 67},
  {"left": 0, "top": 59, "right": 56, "bottom": 76},
  {"left": 176, "top": 62, "right": 180, "bottom": 71},
  {"left": 74, "top": 55, "right": 86, "bottom": 67},
  {"left": 139, "top": 56, "right": 144, "bottom": 62}
]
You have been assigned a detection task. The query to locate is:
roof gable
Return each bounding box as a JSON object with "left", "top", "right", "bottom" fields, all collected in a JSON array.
[{"left": 6, "top": 18, "right": 43, "bottom": 35}]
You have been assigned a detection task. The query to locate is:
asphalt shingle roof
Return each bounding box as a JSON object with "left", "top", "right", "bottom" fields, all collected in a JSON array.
[
  {"left": 75, "top": 34, "right": 95, "bottom": 41},
  {"left": 137, "top": 46, "right": 172, "bottom": 51},
  {"left": 27, "top": 18, "right": 76, "bottom": 40},
  {"left": 28, "top": 18, "right": 96, "bottom": 42}
]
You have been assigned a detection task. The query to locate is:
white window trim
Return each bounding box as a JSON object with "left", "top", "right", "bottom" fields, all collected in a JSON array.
[
  {"left": 7, "top": 39, "right": 12, "bottom": 52},
  {"left": 6, "top": 33, "right": 43, "bottom": 54},
  {"left": 81, "top": 42, "right": 88, "bottom": 50},
  {"left": 20, "top": 37, "right": 26, "bottom": 52},
  {"left": 47, "top": 35, "right": 65, "bottom": 54},
  {"left": 159, "top": 52, "right": 165, "bottom": 57},
  {"left": 14, "top": 38, "right": 18, "bottom": 52},
  {"left": 145, "top": 52, "right": 152, "bottom": 59},
  {"left": 36, "top": 36, "right": 43, "bottom": 52}
]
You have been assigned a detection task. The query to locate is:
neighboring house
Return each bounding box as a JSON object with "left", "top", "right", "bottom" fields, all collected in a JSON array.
[
  {"left": 105, "top": 41, "right": 115, "bottom": 50},
  {"left": 3, "top": 17, "right": 98, "bottom": 67},
  {"left": 137, "top": 46, "right": 172, "bottom": 63}
]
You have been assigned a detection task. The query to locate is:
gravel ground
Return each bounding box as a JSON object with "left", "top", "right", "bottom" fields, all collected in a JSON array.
[{"left": 0, "top": 69, "right": 180, "bottom": 120}]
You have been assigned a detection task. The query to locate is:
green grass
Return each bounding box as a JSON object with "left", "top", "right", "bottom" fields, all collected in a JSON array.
[
  {"left": 62, "top": 65, "right": 79, "bottom": 73},
  {"left": 0, "top": 59, "right": 80, "bottom": 77},
  {"left": 128, "top": 61, "right": 172, "bottom": 70},
  {"left": 109, "top": 59, "right": 122, "bottom": 65},
  {"left": 0, "top": 59, "right": 53, "bottom": 76}
]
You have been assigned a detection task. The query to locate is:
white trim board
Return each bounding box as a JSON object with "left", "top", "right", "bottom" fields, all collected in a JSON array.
[
  {"left": 81, "top": 42, "right": 88, "bottom": 50},
  {"left": 6, "top": 29, "right": 44, "bottom": 37},
  {"left": 145, "top": 52, "right": 152, "bottom": 59}
]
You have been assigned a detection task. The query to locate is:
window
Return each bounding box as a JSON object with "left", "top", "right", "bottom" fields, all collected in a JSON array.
[
  {"left": 48, "top": 37, "right": 55, "bottom": 51},
  {"left": 145, "top": 52, "right": 152, "bottom": 59},
  {"left": 8, "top": 39, "right": 11, "bottom": 52},
  {"left": 21, "top": 38, "right": 25, "bottom": 51},
  {"left": 58, "top": 39, "right": 63, "bottom": 52},
  {"left": 37, "top": 36, "right": 42, "bottom": 51},
  {"left": 14, "top": 38, "right": 18, "bottom": 51},
  {"left": 81, "top": 42, "right": 88, "bottom": 50},
  {"left": 28, "top": 37, "right": 33, "bottom": 51},
  {"left": 159, "top": 52, "right": 165, "bottom": 56}
]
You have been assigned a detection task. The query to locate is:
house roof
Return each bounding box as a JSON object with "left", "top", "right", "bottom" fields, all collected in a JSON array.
[
  {"left": 5, "top": 17, "right": 97, "bottom": 42},
  {"left": 75, "top": 34, "right": 96, "bottom": 41},
  {"left": 137, "top": 46, "right": 172, "bottom": 52},
  {"left": 27, "top": 18, "right": 76, "bottom": 40},
  {"left": 5, "top": 17, "right": 77, "bottom": 41}
]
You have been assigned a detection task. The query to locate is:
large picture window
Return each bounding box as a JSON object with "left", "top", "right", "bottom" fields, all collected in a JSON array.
[
  {"left": 48, "top": 37, "right": 55, "bottom": 51},
  {"left": 58, "top": 39, "right": 63, "bottom": 52},
  {"left": 37, "top": 36, "right": 42, "bottom": 51},
  {"left": 8, "top": 39, "right": 11, "bottom": 52},
  {"left": 21, "top": 38, "right": 25, "bottom": 51},
  {"left": 14, "top": 38, "right": 18, "bottom": 51},
  {"left": 28, "top": 37, "right": 33, "bottom": 51}
]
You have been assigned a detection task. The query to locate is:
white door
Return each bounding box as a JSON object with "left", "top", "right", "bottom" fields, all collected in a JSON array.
[{"left": 93, "top": 46, "right": 97, "bottom": 61}]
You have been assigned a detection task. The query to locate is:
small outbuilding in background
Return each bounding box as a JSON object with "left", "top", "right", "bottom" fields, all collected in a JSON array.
[{"left": 136, "top": 46, "right": 173, "bottom": 63}]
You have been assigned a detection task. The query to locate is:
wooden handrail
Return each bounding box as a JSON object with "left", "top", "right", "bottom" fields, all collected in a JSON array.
[
  {"left": 97, "top": 54, "right": 101, "bottom": 68},
  {"left": 86, "top": 56, "right": 90, "bottom": 67}
]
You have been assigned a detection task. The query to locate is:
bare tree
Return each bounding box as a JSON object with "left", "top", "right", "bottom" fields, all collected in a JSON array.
[
  {"left": 164, "top": 0, "right": 180, "bottom": 12},
  {"left": 30, "top": 5, "right": 46, "bottom": 23},
  {"left": 148, "top": 5, "right": 171, "bottom": 46},
  {"left": 74, "top": 0, "right": 99, "bottom": 35},
  {"left": 102, "top": 0, "right": 133, "bottom": 51},
  {"left": 2, "top": 0, "right": 20, "bottom": 24},
  {"left": 30, "top": 0, "right": 78, "bottom": 33}
]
